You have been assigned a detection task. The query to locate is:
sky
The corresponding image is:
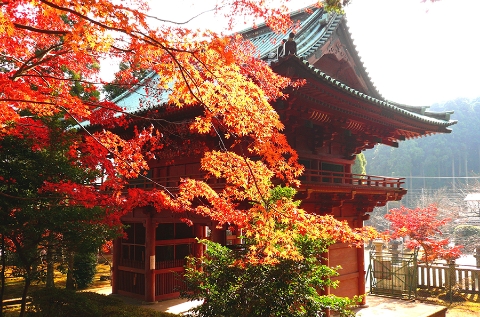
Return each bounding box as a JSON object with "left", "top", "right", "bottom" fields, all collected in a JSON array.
[
  {"left": 345, "top": 0, "right": 480, "bottom": 107},
  {"left": 103, "top": 0, "right": 480, "bottom": 107}
]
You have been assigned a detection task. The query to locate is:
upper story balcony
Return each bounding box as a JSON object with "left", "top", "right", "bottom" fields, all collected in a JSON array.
[
  {"left": 300, "top": 169, "right": 404, "bottom": 189},
  {"left": 123, "top": 165, "right": 406, "bottom": 216},
  {"left": 126, "top": 168, "right": 405, "bottom": 193}
]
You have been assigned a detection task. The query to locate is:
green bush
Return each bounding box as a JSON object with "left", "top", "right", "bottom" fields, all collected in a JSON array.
[
  {"left": 26, "top": 288, "right": 102, "bottom": 317},
  {"left": 26, "top": 288, "right": 178, "bottom": 317},
  {"left": 453, "top": 225, "right": 480, "bottom": 252},
  {"left": 183, "top": 238, "right": 359, "bottom": 317},
  {"left": 182, "top": 186, "right": 360, "bottom": 317},
  {"left": 73, "top": 252, "right": 98, "bottom": 289}
]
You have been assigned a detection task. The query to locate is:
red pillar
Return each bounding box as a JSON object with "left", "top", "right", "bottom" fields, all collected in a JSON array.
[
  {"left": 111, "top": 237, "right": 121, "bottom": 294},
  {"left": 145, "top": 217, "right": 156, "bottom": 302},
  {"left": 356, "top": 216, "right": 368, "bottom": 306},
  {"left": 210, "top": 224, "right": 226, "bottom": 245},
  {"left": 322, "top": 249, "right": 331, "bottom": 317},
  {"left": 357, "top": 244, "right": 367, "bottom": 305},
  {"left": 194, "top": 224, "right": 205, "bottom": 258}
]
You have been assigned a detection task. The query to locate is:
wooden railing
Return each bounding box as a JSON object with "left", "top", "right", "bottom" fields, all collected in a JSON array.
[
  {"left": 155, "top": 270, "right": 188, "bottom": 297},
  {"left": 301, "top": 169, "right": 405, "bottom": 189},
  {"left": 127, "top": 173, "right": 225, "bottom": 190},
  {"left": 417, "top": 263, "right": 480, "bottom": 294},
  {"left": 127, "top": 170, "right": 405, "bottom": 190},
  {"left": 119, "top": 259, "right": 145, "bottom": 269}
]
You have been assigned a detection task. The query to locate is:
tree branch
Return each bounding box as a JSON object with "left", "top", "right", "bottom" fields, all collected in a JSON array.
[
  {"left": 13, "top": 23, "right": 68, "bottom": 35},
  {"left": 61, "top": 106, "right": 177, "bottom": 198},
  {"left": 11, "top": 44, "right": 66, "bottom": 81},
  {"left": 144, "top": 7, "right": 217, "bottom": 25}
]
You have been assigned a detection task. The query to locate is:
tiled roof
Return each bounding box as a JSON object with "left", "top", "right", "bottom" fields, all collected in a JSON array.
[
  {"left": 241, "top": 7, "right": 380, "bottom": 98},
  {"left": 283, "top": 57, "right": 456, "bottom": 127},
  {"left": 242, "top": 7, "right": 329, "bottom": 59},
  {"left": 111, "top": 72, "right": 165, "bottom": 113},
  {"left": 107, "top": 6, "right": 455, "bottom": 129},
  {"left": 240, "top": 6, "right": 455, "bottom": 128}
]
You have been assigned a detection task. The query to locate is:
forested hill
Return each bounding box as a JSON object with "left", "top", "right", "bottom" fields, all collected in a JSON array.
[{"left": 364, "top": 97, "right": 480, "bottom": 195}]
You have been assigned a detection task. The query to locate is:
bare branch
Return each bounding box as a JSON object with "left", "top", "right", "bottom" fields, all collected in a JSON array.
[{"left": 144, "top": 7, "right": 217, "bottom": 25}]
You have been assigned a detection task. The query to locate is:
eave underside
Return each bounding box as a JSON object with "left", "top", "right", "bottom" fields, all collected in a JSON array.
[{"left": 273, "top": 59, "right": 454, "bottom": 151}]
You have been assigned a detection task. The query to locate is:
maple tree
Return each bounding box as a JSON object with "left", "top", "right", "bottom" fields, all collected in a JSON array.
[
  {"left": 1, "top": 0, "right": 338, "bottom": 261},
  {"left": 384, "top": 204, "right": 463, "bottom": 288},
  {"left": 183, "top": 186, "right": 372, "bottom": 317},
  {"left": 0, "top": 0, "right": 379, "bottom": 312},
  {"left": 0, "top": 114, "right": 121, "bottom": 316}
]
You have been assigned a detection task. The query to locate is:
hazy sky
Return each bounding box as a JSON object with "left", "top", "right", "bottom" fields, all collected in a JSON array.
[
  {"left": 103, "top": 0, "right": 480, "bottom": 107},
  {"left": 345, "top": 0, "right": 480, "bottom": 106}
]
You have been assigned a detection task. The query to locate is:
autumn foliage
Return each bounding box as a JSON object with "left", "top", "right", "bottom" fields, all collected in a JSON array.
[
  {"left": 0, "top": 0, "right": 377, "bottom": 269},
  {"left": 1, "top": 0, "right": 303, "bottom": 217},
  {"left": 385, "top": 205, "right": 463, "bottom": 263}
]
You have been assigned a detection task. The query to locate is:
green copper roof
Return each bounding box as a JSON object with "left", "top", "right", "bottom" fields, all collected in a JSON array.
[{"left": 107, "top": 6, "right": 455, "bottom": 130}]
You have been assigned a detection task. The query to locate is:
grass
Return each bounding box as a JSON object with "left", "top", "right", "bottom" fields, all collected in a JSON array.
[
  {"left": 416, "top": 288, "right": 480, "bottom": 316},
  {"left": 5, "top": 264, "right": 480, "bottom": 316},
  {"left": 2, "top": 260, "right": 112, "bottom": 300},
  {"left": 1, "top": 259, "right": 181, "bottom": 316}
]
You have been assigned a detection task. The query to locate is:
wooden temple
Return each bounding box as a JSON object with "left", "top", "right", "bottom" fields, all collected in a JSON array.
[{"left": 109, "top": 7, "right": 456, "bottom": 304}]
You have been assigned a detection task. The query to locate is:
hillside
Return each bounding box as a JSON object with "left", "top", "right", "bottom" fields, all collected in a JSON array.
[{"left": 364, "top": 96, "right": 480, "bottom": 206}]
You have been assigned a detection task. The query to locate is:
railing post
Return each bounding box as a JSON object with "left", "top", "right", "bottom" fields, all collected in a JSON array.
[
  {"left": 145, "top": 217, "right": 156, "bottom": 303},
  {"left": 475, "top": 246, "right": 480, "bottom": 268},
  {"left": 445, "top": 260, "right": 456, "bottom": 303}
]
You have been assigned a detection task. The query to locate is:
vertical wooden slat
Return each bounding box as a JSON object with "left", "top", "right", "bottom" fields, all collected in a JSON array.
[{"left": 417, "top": 264, "right": 480, "bottom": 294}]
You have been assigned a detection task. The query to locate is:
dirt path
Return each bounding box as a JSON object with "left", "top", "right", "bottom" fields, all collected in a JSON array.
[{"left": 447, "top": 307, "right": 480, "bottom": 317}]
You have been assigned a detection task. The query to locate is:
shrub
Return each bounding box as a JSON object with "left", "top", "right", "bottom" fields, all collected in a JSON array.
[
  {"left": 73, "top": 252, "right": 97, "bottom": 289},
  {"left": 454, "top": 225, "right": 480, "bottom": 252},
  {"left": 182, "top": 238, "right": 359, "bottom": 317},
  {"left": 182, "top": 186, "right": 362, "bottom": 317},
  {"left": 26, "top": 288, "right": 102, "bottom": 317},
  {"left": 26, "top": 289, "right": 178, "bottom": 317}
]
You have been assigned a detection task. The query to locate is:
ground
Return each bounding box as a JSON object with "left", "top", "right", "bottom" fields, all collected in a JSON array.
[
  {"left": 417, "top": 289, "right": 480, "bottom": 317},
  {"left": 3, "top": 261, "right": 480, "bottom": 316},
  {"left": 447, "top": 307, "right": 480, "bottom": 317}
]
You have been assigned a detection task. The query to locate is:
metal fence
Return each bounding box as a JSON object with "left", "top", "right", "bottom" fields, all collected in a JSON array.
[
  {"left": 368, "top": 249, "right": 480, "bottom": 300},
  {"left": 368, "top": 250, "right": 417, "bottom": 299}
]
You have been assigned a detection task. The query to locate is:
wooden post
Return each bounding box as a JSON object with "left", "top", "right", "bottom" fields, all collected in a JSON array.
[
  {"left": 209, "top": 224, "right": 226, "bottom": 245},
  {"left": 111, "top": 237, "right": 121, "bottom": 294},
  {"left": 144, "top": 217, "right": 156, "bottom": 303},
  {"left": 475, "top": 246, "right": 480, "bottom": 268},
  {"left": 357, "top": 244, "right": 367, "bottom": 306},
  {"left": 194, "top": 224, "right": 205, "bottom": 258}
]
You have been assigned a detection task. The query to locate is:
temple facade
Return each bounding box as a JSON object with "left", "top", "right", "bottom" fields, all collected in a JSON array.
[{"left": 109, "top": 7, "right": 456, "bottom": 304}]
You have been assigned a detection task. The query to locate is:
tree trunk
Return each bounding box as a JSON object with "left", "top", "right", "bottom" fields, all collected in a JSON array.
[
  {"left": 422, "top": 246, "right": 432, "bottom": 290},
  {"left": 19, "top": 272, "right": 31, "bottom": 317},
  {"left": 0, "top": 234, "right": 6, "bottom": 317},
  {"left": 65, "top": 251, "right": 75, "bottom": 290},
  {"left": 45, "top": 244, "right": 55, "bottom": 288}
]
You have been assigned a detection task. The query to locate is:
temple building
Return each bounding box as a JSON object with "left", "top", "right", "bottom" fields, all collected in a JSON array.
[{"left": 109, "top": 6, "right": 456, "bottom": 304}]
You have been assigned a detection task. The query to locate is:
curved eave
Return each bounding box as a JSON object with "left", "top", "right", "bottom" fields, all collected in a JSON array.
[
  {"left": 274, "top": 56, "right": 457, "bottom": 130},
  {"left": 77, "top": 73, "right": 168, "bottom": 129},
  {"left": 241, "top": 7, "right": 382, "bottom": 99},
  {"left": 341, "top": 15, "right": 382, "bottom": 99}
]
